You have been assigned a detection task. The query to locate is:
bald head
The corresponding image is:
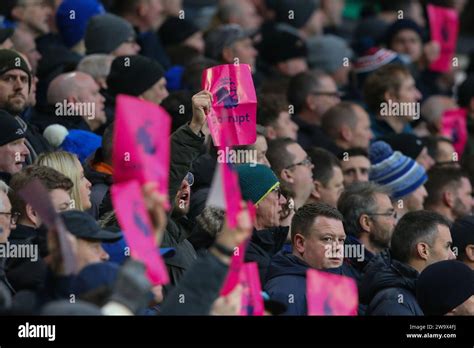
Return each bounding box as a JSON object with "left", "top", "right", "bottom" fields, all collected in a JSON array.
[
  {"left": 47, "top": 72, "right": 96, "bottom": 104},
  {"left": 421, "top": 95, "right": 458, "bottom": 125},
  {"left": 11, "top": 28, "right": 42, "bottom": 74}
]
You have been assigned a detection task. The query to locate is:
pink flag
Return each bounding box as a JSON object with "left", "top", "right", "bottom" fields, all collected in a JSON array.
[
  {"left": 219, "top": 203, "right": 256, "bottom": 296},
  {"left": 202, "top": 64, "right": 257, "bottom": 146},
  {"left": 111, "top": 180, "right": 169, "bottom": 285},
  {"left": 239, "top": 262, "right": 264, "bottom": 316},
  {"left": 113, "top": 94, "right": 171, "bottom": 209},
  {"left": 428, "top": 4, "right": 459, "bottom": 73},
  {"left": 441, "top": 108, "right": 467, "bottom": 156},
  {"left": 306, "top": 269, "right": 358, "bottom": 316},
  {"left": 18, "top": 179, "right": 77, "bottom": 275}
]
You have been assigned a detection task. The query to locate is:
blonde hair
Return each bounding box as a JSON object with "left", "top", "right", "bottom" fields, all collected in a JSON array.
[{"left": 36, "top": 151, "right": 86, "bottom": 211}]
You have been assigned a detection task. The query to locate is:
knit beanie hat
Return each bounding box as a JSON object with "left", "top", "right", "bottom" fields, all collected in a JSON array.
[
  {"left": 307, "top": 34, "right": 353, "bottom": 73},
  {"left": 385, "top": 19, "right": 424, "bottom": 48},
  {"left": 0, "top": 49, "right": 31, "bottom": 90},
  {"left": 56, "top": 0, "right": 106, "bottom": 48},
  {"left": 379, "top": 133, "right": 426, "bottom": 161},
  {"left": 205, "top": 24, "right": 249, "bottom": 61},
  {"left": 236, "top": 163, "right": 279, "bottom": 205},
  {"left": 0, "top": 28, "right": 13, "bottom": 44},
  {"left": 266, "top": 0, "right": 320, "bottom": 29},
  {"left": 43, "top": 124, "right": 101, "bottom": 164},
  {"left": 107, "top": 55, "right": 165, "bottom": 97},
  {"left": 369, "top": 141, "right": 427, "bottom": 199},
  {"left": 416, "top": 260, "right": 474, "bottom": 315},
  {"left": 258, "top": 24, "right": 307, "bottom": 65},
  {"left": 0, "top": 110, "right": 25, "bottom": 146},
  {"left": 85, "top": 14, "right": 136, "bottom": 55},
  {"left": 158, "top": 16, "right": 200, "bottom": 47}
]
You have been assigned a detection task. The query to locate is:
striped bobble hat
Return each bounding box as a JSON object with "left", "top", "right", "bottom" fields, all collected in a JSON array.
[{"left": 369, "top": 140, "right": 427, "bottom": 199}]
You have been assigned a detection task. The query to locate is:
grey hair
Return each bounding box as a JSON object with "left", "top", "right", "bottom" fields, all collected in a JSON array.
[
  {"left": 337, "top": 182, "right": 391, "bottom": 238},
  {"left": 0, "top": 180, "right": 11, "bottom": 210},
  {"left": 196, "top": 207, "right": 225, "bottom": 238},
  {"left": 76, "top": 54, "right": 114, "bottom": 80}
]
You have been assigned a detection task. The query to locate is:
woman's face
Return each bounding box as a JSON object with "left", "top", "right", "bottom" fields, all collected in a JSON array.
[{"left": 75, "top": 158, "right": 92, "bottom": 210}]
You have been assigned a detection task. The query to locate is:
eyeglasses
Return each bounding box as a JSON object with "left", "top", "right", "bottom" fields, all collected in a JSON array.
[
  {"left": 184, "top": 172, "right": 194, "bottom": 186},
  {"left": 285, "top": 157, "right": 313, "bottom": 170},
  {"left": 367, "top": 210, "right": 397, "bottom": 219},
  {"left": 271, "top": 186, "right": 281, "bottom": 200},
  {"left": 0, "top": 212, "right": 20, "bottom": 224},
  {"left": 309, "top": 91, "right": 344, "bottom": 98}
]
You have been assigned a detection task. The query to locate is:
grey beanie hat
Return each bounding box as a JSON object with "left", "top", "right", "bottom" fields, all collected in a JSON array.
[
  {"left": 85, "top": 13, "right": 136, "bottom": 55},
  {"left": 307, "top": 34, "right": 353, "bottom": 73}
]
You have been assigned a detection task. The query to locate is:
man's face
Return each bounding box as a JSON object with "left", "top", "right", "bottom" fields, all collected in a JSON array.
[
  {"left": 49, "top": 189, "right": 72, "bottom": 212},
  {"left": 141, "top": 77, "right": 169, "bottom": 105},
  {"left": 311, "top": 76, "right": 340, "bottom": 116},
  {"left": 436, "top": 141, "right": 456, "bottom": 164},
  {"left": 279, "top": 57, "right": 308, "bottom": 77},
  {"left": 256, "top": 185, "right": 286, "bottom": 229},
  {"left": 416, "top": 147, "right": 435, "bottom": 171},
  {"left": 285, "top": 143, "right": 314, "bottom": 203},
  {"left": 184, "top": 31, "right": 205, "bottom": 54},
  {"left": 77, "top": 75, "right": 106, "bottom": 124},
  {"left": 394, "top": 73, "right": 422, "bottom": 107},
  {"left": 404, "top": 184, "right": 427, "bottom": 212},
  {"left": 368, "top": 193, "right": 397, "bottom": 249},
  {"left": 0, "top": 69, "right": 30, "bottom": 114},
  {"left": 231, "top": 38, "right": 258, "bottom": 69},
  {"left": 255, "top": 135, "right": 270, "bottom": 167},
  {"left": 141, "top": 0, "right": 164, "bottom": 31},
  {"left": 452, "top": 295, "right": 474, "bottom": 315},
  {"left": 238, "top": 0, "right": 262, "bottom": 31},
  {"left": 0, "top": 191, "right": 14, "bottom": 243},
  {"left": 0, "top": 38, "right": 14, "bottom": 50},
  {"left": 0, "top": 138, "right": 30, "bottom": 174},
  {"left": 273, "top": 111, "right": 299, "bottom": 140},
  {"left": 340, "top": 155, "right": 370, "bottom": 186},
  {"left": 297, "top": 216, "right": 346, "bottom": 269},
  {"left": 349, "top": 105, "right": 373, "bottom": 149},
  {"left": 391, "top": 29, "right": 423, "bottom": 63},
  {"left": 14, "top": 31, "right": 42, "bottom": 74},
  {"left": 317, "top": 166, "right": 344, "bottom": 208},
  {"left": 112, "top": 39, "right": 141, "bottom": 56},
  {"left": 15, "top": 0, "right": 52, "bottom": 36},
  {"left": 452, "top": 177, "right": 474, "bottom": 219},
  {"left": 426, "top": 224, "right": 456, "bottom": 266},
  {"left": 76, "top": 239, "right": 109, "bottom": 271}
]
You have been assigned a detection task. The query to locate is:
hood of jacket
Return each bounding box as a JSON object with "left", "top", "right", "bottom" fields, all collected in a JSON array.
[
  {"left": 359, "top": 249, "right": 419, "bottom": 304},
  {"left": 265, "top": 251, "right": 310, "bottom": 283}
]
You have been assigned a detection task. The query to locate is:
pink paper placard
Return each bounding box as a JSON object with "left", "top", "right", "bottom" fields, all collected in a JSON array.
[
  {"left": 428, "top": 4, "right": 459, "bottom": 73},
  {"left": 239, "top": 262, "right": 264, "bottom": 316},
  {"left": 202, "top": 64, "right": 257, "bottom": 146},
  {"left": 306, "top": 269, "right": 358, "bottom": 316},
  {"left": 18, "top": 179, "right": 77, "bottom": 275},
  {"left": 111, "top": 180, "right": 169, "bottom": 285},
  {"left": 113, "top": 94, "right": 171, "bottom": 209},
  {"left": 441, "top": 108, "right": 467, "bottom": 156}
]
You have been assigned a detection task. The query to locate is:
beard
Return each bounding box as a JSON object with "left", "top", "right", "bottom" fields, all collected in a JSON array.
[
  {"left": 2, "top": 95, "right": 27, "bottom": 115},
  {"left": 453, "top": 197, "right": 471, "bottom": 219},
  {"left": 369, "top": 224, "right": 392, "bottom": 250}
]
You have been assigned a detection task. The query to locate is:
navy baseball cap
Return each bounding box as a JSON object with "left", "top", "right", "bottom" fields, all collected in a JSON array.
[{"left": 60, "top": 210, "right": 122, "bottom": 243}]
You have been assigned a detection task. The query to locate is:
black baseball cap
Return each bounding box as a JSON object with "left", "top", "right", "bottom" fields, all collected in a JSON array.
[
  {"left": 0, "top": 28, "right": 13, "bottom": 45},
  {"left": 60, "top": 210, "right": 122, "bottom": 243}
]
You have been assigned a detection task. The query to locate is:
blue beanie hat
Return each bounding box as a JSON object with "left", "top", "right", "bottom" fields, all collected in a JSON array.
[
  {"left": 56, "top": 0, "right": 106, "bottom": 48},
  {"left": 70, "top": 262, "right": 119, "bottom": 296},
  {"left": 61, "top": 129, "right": 102, "bottom": 164},
  {"left": 385, "top": 19, "right": 424, "bottom": 48},
  {"left": 369, "top": 141, "right": 427, "bottom": 199},
  {"left": 236, "top": 164, "right": 279, "bottom": 205}
]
